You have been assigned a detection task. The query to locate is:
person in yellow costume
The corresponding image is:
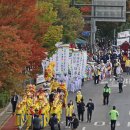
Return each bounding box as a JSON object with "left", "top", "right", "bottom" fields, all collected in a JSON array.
[
  {"left": 50, "top": 79, "right": 60, "bottom": 92},
  {"left": 59, "top": 81, "right": 68, "bottom": 107},
  {"left": 56, "top": 101, "right": 63, "bottom": 121},
  {"left": 69, "top": 100, "right": 75, "bottom": 113},
  {"left": 26, "top": 95, "right": 33, "bottom": 108},
  {"left": 16, "top": 103, "right": 23, "bottom": 127},
  {"left": 75, "top": 91, "right": 83, "bottom": 110},
  {"left": 125, "top": 57, "right": 130, "bottom": 75},
  {"left": 65, "top": 103, "right": 73, "bottom": 128}
]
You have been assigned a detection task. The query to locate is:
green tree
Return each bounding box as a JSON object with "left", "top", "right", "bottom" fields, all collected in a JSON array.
[
  {"left": 42, "top": 0, "right": 85, "bottom": 43},
  {"left": 43, "top": 25, "right": 63, "bottom": 56}
]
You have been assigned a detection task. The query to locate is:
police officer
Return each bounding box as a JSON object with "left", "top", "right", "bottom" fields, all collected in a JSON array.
[
  {"left": 109, "top": 106, "right": 119, "bottom": 130},
  {"left": 103, "top": 83, "right": 111, "bottom": 105},
  {"left": 117, "top": 74, "right": 124, "bottom": 93},
  {"left": 86, "top": 99, "right": 94, "bottom": 123}
]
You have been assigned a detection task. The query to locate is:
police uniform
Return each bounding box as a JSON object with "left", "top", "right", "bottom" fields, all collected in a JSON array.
[
  {"left": 103, "top": 85, "right": 111, "bottom": 105},
  {"left": 109, "top": 106, "right": 119, "bottom": 130}
]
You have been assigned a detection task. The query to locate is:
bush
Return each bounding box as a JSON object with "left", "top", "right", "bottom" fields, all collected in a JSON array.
[{"left": 0, "top": 90, "right": 10, "bottom": 108}]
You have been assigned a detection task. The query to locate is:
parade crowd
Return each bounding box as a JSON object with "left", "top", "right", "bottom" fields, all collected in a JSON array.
[{"left": 10, "top": 48, "right": 130, "bottom": 130}]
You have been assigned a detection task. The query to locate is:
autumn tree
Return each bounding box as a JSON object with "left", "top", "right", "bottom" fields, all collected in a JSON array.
[
  {"left": 0, "top": 0, "right": 49, "bottom": 91},
  {"left": 0, "top": 26, "right": 31, "bottom": 92}
]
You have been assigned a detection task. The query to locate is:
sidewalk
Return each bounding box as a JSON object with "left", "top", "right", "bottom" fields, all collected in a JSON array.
[{"left": 0, "top": 103, "right": 13, "bottom": 129}]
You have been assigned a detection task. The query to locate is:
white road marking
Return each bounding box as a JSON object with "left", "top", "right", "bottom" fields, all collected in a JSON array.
[
  {"left": 116, "top": 121, "right": 120, "bottom": 126},
  {"left": 94, "top": 121, "right": 105, "bottom": 126},
  {"left": 82, "top": 127, "right": 86, "bottom": 130},
  {"left": 129, "top": 111, "right": 130, "bottom": 115},
  {"left": 127, "top": 122, "right": 130, "bottom": 127}
]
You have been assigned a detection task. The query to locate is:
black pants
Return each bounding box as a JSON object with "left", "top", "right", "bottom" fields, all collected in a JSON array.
[
  {"left": 87, "top": 111, "right": 92, "bottom": 122},
  {"left": 119, "top": 83, "right": 123, "bottom": 93},
  {"left": 114, "top": 67, "right": 117, "bottom": 76},
  {"left": 51, "top": 124, "right": 60, "bottom": 130},
  {"left": 66, "top": 117, "right": 72, "bottom": 126},
  {"left": 82, "top": 78, "right": 84, "bottom": 86},
  {"left": 103, "top": 94, "right": 109, "bottom": 105},
  {"left": 78, "top": 112, "right": 84, "bottom": 121},
  {"left": 94, "top": 76, "right": 99, "bottom": 84},
  {"left": 111, "top": 120, "right": 116, "bottom": 130},
  {"left": 33, "top": 128, "right": 40, "bottom": 130},
  {"left": 12, "top": 102, "right": 17, "bottom": 113}
]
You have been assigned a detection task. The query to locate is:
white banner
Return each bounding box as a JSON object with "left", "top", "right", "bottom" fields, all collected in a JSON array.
[{"left": 117, "top": 37, "right": 129, "bottom": 46}]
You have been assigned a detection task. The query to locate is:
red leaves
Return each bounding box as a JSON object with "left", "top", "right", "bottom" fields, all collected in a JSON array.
[
  {"left": 80, "top": 6, "right": 91, "bottom": 13},
  {"left": 0, "top": 0, "right": 49, "bottom": 90}
]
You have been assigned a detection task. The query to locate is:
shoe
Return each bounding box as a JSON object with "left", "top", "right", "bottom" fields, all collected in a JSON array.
[
  {"left": 65, "top": 126, "right": 68, "bottom": 128},
  {"left": 68, "top": 126, "right": 71, "bottom": 128}
]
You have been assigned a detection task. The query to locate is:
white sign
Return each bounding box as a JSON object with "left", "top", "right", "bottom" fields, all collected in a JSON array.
[
  {"left": 118, "top": 31, "right": 130, "bottom": 38},
  {"left": 117, "top": 37, "right": 129, "bottom": 46},
  {"left": 36, "top": 74, "right": 45, "bottom": 84},
  {"left": 71, "top": 50, "right": 83, "bottom": 77}
]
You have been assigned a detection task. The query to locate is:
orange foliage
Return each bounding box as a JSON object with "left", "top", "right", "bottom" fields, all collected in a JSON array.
[{"left": 0, "top": 0, "right": 49, "bottom": 90}]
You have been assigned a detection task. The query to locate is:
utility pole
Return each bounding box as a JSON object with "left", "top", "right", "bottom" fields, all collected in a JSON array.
[
  {"left": 113, "top": 29, "right": 116, "bottom": 45},
  {"left": 91, "top": 0, "right": 96, "bottom": 54}
]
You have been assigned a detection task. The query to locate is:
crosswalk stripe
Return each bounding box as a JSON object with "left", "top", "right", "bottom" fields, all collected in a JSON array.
[
  {"left": 82, "top": 127, "right": 86, "bottom": 130},
  {"left": 128, "top": 122, "right": 130, "bottom": 127},
  {"left": 129, "top": 111, "right": 130, "bottom": 115}
]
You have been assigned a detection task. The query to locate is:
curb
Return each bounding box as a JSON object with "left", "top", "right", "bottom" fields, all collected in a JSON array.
[{"left": 0, "top": 103, "right": 11, "bottom": 117}]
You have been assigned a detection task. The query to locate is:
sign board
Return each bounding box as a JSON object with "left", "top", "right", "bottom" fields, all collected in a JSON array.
[
  {"left": 94, "top": 0, "right": 126, "bottom": 22},
  {"left": 82, "top": 31, "right": 90, "bottom": 36},
  {"left": 117, "top": 37, "right": 129, "bottom": 46},
  {"left": 118, "top": 31, "right": 130, "bottom": 38},
  {"left": 36, "top": 74, "right": 45, "bottom": 84}
]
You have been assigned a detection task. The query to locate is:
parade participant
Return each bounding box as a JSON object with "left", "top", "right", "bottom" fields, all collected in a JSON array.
[
  {"left": 75, "top": 91, "right": 83, "bottom": 110},
  {"left": 78, "top": 99, "right": 85, "bottom": 121},
  {"left": 117, "top": 74, "right": 124, "bottom": 93},
  {"left": 100, "top": 61, "right": 106, "bottom": 80},
  {"left": 64, "top": 74, "right": 69, "bottom": 89},
  {"left": 11, "top": 92, "right": 18, "bottom": 115},
  {"left": 106, "top": 60, "right": 112, "bottom": 77},
  {"left": 71, "top": 113, "right": 79, "bottom": 130},
  {"left": 113, "top": 59, "right": 120, "bottom": 79},
  {"left": 93, "top": 67, "right": 99, "bottom": 84},
  {"left": 69, "top": 100, "right": 75, "bottom": 113},
  {"left": 65, "top": 103, "right": 73, "bottom": 128},
  {"left": 86, "top": 99, "right": 94, "bottom": 123},
  {"left": 109, "top": 106, "right": 119, "bottom": 130},
  {"left": 125, "top": 58, "right": 130, "bottom": 75},
  {"left": 116, "top": 63, "right": 123, "bottom": 76},
  {"left": 103, "top": 83, "right": 111, "bottom": 105}
]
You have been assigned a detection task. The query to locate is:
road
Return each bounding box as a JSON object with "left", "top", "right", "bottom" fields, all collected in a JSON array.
[{"left": 44, "top": 74, "right": 130, "bottom": 130}]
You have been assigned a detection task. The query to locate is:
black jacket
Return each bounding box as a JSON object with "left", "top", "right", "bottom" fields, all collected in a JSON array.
[
  {"left": 72, "top": 118, "right": 79, "bottom": 129},
  {"left": 11, "top": 95, "right": 18, "bottom": 103},
  {"left": 49, "top": 116, "right": 58, "bottom": 127},
  {"left": 86, "top": 102, "right": 94, "bottom": 112},
  {"left": 78, "top": 102, "right": 85, "bottom": 113}
]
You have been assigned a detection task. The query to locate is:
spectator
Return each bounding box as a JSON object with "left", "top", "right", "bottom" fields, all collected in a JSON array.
[
  {"left": 71, "top": 113, "right": 79, "bottom": 130},
  {"left": 11, "top": 92, "right": 18, "bottom": 115},
  {"left": 32, "top": 114, "right": 41, "bottom": 130},
  {"left": 49, "top": 113, "right": 60, "bottom": 130}
]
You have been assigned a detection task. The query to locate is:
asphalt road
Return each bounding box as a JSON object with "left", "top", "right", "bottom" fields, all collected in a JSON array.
[{"left": 44, "top": 74, "right": 130, "bottom": 130}]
